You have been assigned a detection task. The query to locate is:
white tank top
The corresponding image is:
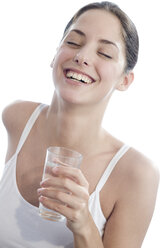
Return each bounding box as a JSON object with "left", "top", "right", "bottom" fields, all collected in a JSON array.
[{"left": 0, "top": 104, "right": 130, "bottom": 248}]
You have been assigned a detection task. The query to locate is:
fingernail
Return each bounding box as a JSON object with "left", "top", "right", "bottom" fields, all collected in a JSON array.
[
  {"left": 39, "top": 195, "right": 44, "bottom": 202},
  {"left": 40, "top": 180, "right": 45, "bottom": 186},
  {"left": 52, "top": 167, "right": 59, "bottom": 173},
  {"left": 37, "top": 188, "right": 42, "bottom": 195}
]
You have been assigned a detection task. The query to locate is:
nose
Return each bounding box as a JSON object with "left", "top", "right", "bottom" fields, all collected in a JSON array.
[{"left": 73, "top": 50, "right": 91, "bottom": 66}]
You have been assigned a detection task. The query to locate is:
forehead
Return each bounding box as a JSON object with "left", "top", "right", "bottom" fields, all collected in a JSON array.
[{"left": 70, "top": 9, "right": 123, "bottom": 42}]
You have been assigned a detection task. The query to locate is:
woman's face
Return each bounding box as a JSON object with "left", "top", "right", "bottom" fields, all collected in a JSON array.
[{"left": 52, "top": 9, "right": 129, "bottom": 105}]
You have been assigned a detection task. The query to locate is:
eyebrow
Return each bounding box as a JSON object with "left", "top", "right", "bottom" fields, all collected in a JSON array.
[
  {"left": 70, "top": 29, "right": 118, "bottom": 49},
  {"left": 99, "top": 39, "right": 118, "bottom": 49},
  {"left": 70, "top": 29, "right": 86, "bottom": 37}
]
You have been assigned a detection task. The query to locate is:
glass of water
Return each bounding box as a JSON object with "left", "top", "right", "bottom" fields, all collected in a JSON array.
[{"left": 39, "top": 146, "right": 83, "bottom": 222}]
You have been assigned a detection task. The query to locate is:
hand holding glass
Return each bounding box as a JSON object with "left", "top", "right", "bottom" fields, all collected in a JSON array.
[{"left": 39, "top": 146, "right": 83, "bottom": 222}]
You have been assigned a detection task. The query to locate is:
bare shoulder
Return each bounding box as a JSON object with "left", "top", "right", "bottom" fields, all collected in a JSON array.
[
  {"left": 123, "top": 147, "right": 160, "bottom": 189},
  {"left": 103, "top": 133, "right": 159, "bottom": 197},
  {"left": 2, "top": 100, "right": 40, "bottom": 134},
  {"left": 103, "top": 147, "right": 160, "bottom": 247},
  {"left": 117, "top": 146, "right": 160, "bottom": 220},
  {"left": 105, "top": 132, "right": 159, "bottom": 187},
  {"left": 2, "top": 100, "right": 41, "bottom": 163}
]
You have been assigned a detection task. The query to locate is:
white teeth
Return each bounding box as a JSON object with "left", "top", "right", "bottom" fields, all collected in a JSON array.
[
  {"left": 77, "top": 74, "right": 82, "bottom": 81},
  {"left": 82, "top": 75, "right": 86, "bottom": 82},
  {"left": 66, "top": 70, "right": 93, "bottom": 84},
  {"left": 86, "top": 78, "right": 90, "bottom": 84},
  {"left": 67, "top": 71, "right": 74, "bottom": 78}
]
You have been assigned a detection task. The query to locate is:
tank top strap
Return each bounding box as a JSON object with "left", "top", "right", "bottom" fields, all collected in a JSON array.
[
  {"left": 15, "top": 103, "right": 46, "bottom": 155},
  {"left": 96, "top": 144, "right": 130, "bottom": 192}
]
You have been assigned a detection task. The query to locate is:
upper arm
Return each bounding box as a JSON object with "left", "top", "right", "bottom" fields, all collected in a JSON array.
[
  {"left": 103, "top": 153, "right": 160, "bottom": 248},
  {"left": 2, "top": 100, "right": 40, "bottom": 162}
]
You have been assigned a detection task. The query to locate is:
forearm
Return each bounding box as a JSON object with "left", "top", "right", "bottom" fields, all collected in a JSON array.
[{"left": 73, "top": 220, "right": 104, "bottom": 248}]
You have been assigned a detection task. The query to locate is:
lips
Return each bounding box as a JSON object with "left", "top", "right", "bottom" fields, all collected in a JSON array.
[{"left": 64, "top": 69, "right": 95, "bottom": 84}]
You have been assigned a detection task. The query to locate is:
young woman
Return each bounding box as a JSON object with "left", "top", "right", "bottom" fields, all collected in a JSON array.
[{"left": 0, "top": 1, "right": 159, "bottom": 248}]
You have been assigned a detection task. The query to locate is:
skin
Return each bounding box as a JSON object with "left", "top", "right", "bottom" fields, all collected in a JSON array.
[{"left": 2, "top": 9, "right": 159, "bottom": 248}]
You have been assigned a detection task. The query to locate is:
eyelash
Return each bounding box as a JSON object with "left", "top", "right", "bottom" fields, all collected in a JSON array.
[
  {"left": 98, "top": 52, "right": 112, "bottom": 59},
  {"left": 66, "top": 41, "right": 112, "bottom": 59},
  {"left": 66, "top": 41, "right": 80, "bottom": 47}
]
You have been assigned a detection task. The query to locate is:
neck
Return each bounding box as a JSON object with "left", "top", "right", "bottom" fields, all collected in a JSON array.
[{"left": 45, "top": 94, "right": 108, "bottom": 156}]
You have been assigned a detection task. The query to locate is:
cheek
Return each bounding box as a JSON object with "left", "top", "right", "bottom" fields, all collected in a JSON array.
[
  {"left": 54, "top": 47, "right": 74, "bottom": 66},
  {"left": 97, "top": 62, "right": 124, "bottom": 96},
  {"left": 99, "top": 63, "right": 119, "bottom": 83},
  {"left": 52, "top": 48, "right": 72, "bottom": 80}
]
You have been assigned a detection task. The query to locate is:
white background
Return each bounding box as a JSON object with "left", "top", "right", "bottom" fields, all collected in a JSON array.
[{"left": 0, "top": 0, "right": 164, "bottom": 247}]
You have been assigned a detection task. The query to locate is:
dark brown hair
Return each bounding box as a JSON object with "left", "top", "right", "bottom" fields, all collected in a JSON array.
[{"left": 63, "top": 1, "right": 139, "bottom": 73}]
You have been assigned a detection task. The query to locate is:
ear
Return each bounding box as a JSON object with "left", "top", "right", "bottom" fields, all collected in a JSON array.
[{"left": 116, "top": 71, "right": 134, "bottom": 91}]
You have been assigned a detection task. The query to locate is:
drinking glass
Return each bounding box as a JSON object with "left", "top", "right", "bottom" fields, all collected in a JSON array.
[{"left": 39, "top": 146, "right": 83, "bottom": 221}]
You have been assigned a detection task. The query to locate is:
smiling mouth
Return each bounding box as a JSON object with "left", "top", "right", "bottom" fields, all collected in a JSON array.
[{"left": 65, "top": 69, "right": 95, "bottom": 84}]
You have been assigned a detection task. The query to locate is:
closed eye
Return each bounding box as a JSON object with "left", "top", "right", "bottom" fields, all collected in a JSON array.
[
  {"left": 66, "top": 41, "right": 81, "bottom": 47},
  {"left": 98, "top": 52, "right": 112, "bottom": 59}
]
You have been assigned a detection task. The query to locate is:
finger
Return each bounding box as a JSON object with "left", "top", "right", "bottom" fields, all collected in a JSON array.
[
  {"left": 39, "top": 195, "right": 85, "bottom": 222},
  {"left": 37, "top": 187, "right": 69, "bottom": 201},
  {"left": 38, "top": 187, "right": 88, "bottom": 209},
  {"left": 52, "top": 158, "right": 72, "bottom": 167},
  {"left": 52, "top": 166, "right": 89, "bottom": 188},
  {"left": 40, "top": 177, "right": 89, "bottom": 199},
  {"left": 39, "top": 195, "right": 67, "bottom": 215}
]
